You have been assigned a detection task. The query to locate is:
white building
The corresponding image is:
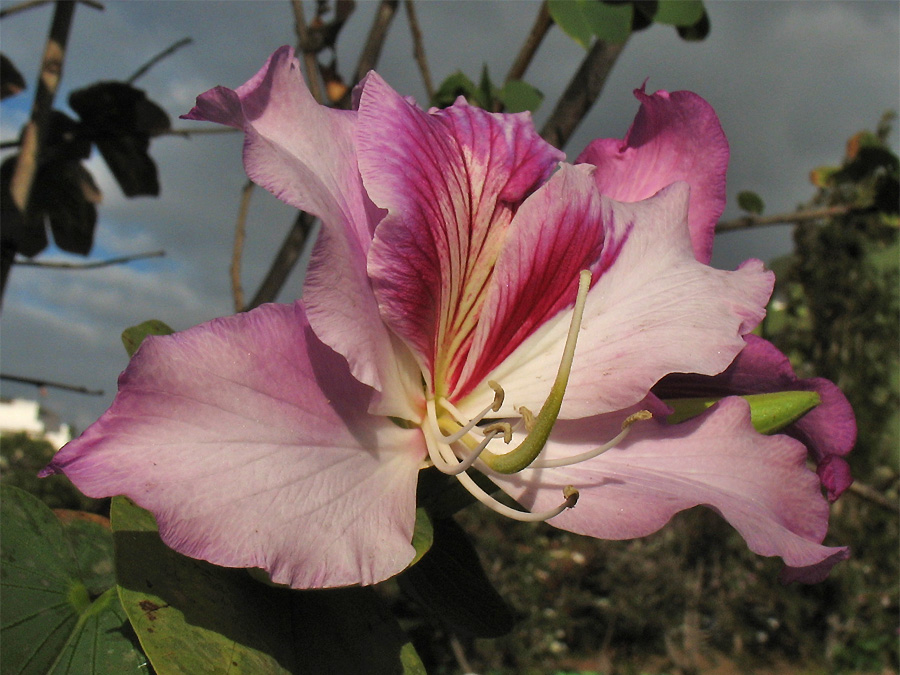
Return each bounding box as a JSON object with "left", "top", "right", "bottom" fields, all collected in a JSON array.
[{"left": 0, "top": 398, "right": 72, "bottom": 450}]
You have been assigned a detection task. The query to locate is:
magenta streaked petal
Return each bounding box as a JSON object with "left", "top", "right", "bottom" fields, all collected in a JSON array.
[
  {"left": 492, "top": 397, "right": 848, "bottom": 581},
  {"left": 43, "top": 304, "right": 424, "bottom": 589},
  {"left": 655, "top": 334, "right": 857, "bottom": 500},
  {"left": 465, "top": 183, "right": 773, "bottom": 419},
  {"left": 577, "top": 86, "right": 728, "bottom": 263},
  {"left": 358, "top": 72, "right": 564, "bottom": 388}
]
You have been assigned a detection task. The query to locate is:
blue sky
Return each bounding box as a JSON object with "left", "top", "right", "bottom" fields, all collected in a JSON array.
[{"left": 0, "top": 0, "right": 898, "bottom": 431}]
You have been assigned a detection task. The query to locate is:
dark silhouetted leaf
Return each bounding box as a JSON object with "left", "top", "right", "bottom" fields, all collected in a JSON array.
[
  {"left": 676, "top": 8, "right": 710, "bottom": 40},
  {"left": 397, "top": 517, "right": 514, "bottom": 638},
  {"left": 33, "top": 160, "right": 99, "bottom": 255},
  {"left": 1, "top": 52, "right": 25, "bottom": 99},
  {"left": 69, "top": 82, "right": 169, "bottom": 197}
]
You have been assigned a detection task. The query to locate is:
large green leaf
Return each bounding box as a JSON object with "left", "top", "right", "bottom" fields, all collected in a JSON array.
[
  {"left": 549, "top": 0, "right": 633, "bottom": 47},
  {"left": 654, "top": 0, "right": 705, "bottom": 26},
  {"left": 112, "top": 496, "right": 424, "bottom": 674},
  {"left": 0, "top": 486, "right": 146, "bottom": 674}
]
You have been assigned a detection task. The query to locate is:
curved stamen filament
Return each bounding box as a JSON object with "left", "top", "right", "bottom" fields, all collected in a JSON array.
[
  {"left": 529, "top": 410, "right": 652, "bottom": 469},
  {"left": 427, "top": 381, "right": 504, "bottom": 446},
  {"left": 454, "top": 470, "right": 579, "bottom": 522}
]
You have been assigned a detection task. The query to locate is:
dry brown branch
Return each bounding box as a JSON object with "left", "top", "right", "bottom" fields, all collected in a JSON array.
[
  {"left": 156, "top": 126, "right": 240, "bottom": 139},
  {"left": 405, "top": 0, "right": 433, "bottom": 101},
  {"left": 1, "top": 373, "right": 103, "bottom": 396},
  {"left": 715, "top": 205, "right": 854, "bottom": 233},
  {"left": 127, "top": 37, "right": 192, "bottom": 84},
  {"left": 0, "top": 0, "right": 102, "bottom": 19},
  {"left": 847, "top": 480, "right": 898, "bottom": 513},
  {"left": 247, "top": 211, "right": 316, "bottom": 310},
  {"left": 231, "top": 181, "right": 254, "bottom": 312},
  {"left": 14, "top": 250, "right": 165, "bottom": 269},
  {"left": 505, "top": 1, "right": 552, "bottom": 83},
  {"left": 540, "top": 38, "right": 627, "bottom": 150},
  {"left": 353, "top": 0, "right": 399, "bottom": 83},
  {"left": 290, "top": 0, "right": 324, "bottom": 104}
]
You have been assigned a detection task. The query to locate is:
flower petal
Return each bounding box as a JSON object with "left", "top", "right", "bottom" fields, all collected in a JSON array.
[
  {"left": 464, "top": 183, "right": 773, "bottom": 419},
  {"left": 184, "top": 47, "right": 413, "bottom": 416},
  {"left": 491, "top": 397, "right": 848, "bottom": 581},
  {"left": 577, "top": 86, "right": 728, "bottom": 263},
  {"left": 654, "top": 334, "right": 857, "bottom": 500},
  {"left": 358, "top": 73, "right": 564, "bottom": 391},
  {"left": 42, "top": 303, "right": 425, "bottom": 588}
]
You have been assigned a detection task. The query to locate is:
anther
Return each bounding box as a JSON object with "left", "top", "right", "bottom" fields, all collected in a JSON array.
[
  {"left": 454, "top": 471, "right": 581, "bottom": 522},
  {"left": 518, "top": 406, "right": 536, "bottom": 433},
  {"left": 487, "top": 380, "right": 505, "bottom": 411},
  {"left": 483, "top": 422, "right": 513, "bottom": 444}
]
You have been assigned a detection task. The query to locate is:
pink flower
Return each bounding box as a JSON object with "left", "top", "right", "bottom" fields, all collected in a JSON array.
[{"left": 43, "top": 47, "right": 848, "bottom": 588}]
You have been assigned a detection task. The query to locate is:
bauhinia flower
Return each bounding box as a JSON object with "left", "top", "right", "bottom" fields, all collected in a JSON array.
[{"left": 42, "top": 47, "right": 849, "bottom": 589}]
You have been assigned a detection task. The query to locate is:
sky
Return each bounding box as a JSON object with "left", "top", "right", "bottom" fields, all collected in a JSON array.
[{"left": 0, "top": 0, "right": 898, "bottom": 432}]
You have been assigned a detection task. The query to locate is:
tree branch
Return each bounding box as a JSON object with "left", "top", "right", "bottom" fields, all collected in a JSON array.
[
  {"left": 0, "top": 0, "right": 102, "bottom": 19},
  {"left": 290, "top": 0, "right": 324, "bottom": 104},
  {"left": 247, "top": 211, "right": 317, "bottom": 310},
  {"left": 405, "top": 0, "right": 433, "bottom": 101},
  {"left": 540, "top": 38, "right": 628, "bottom": 150},
  {"left": 13, "top": 250, "right": 165, "bottom": 269},
  {"left": 231, "top": 181, "right": 253, "bottom": 312},
  {"left": 353, "top": 0, "right": 399, "bottom": 83},
  {"left": 1, "top": 373, "right": 103, "bottom": 396},
  {"left": 126, "top": 37, "right": 192, "bottom": 84},
  {"left": 505, "top": 0, "right": 552, "bottom": 83},
  {"left": 715, "top": 205, "right": 854, "bottom": 233}
]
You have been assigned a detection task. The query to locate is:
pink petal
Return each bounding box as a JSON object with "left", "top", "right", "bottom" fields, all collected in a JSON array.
[
  {"left": 655, "top": 334, "right": 857, "bottom": 500},
  {"left": 577, "top": 85, "right": 728, "bottom": 263},
  {"left": 184, "top": 47, "right": 413, "bottom": 415},
  {"left": 466, "top": 183, "right": 773, "bottom": 419},
  {"left": 358, "top": 73, "right": 564, "bottom": 388},
  {"left": 43, "top": 303, "right": 425, "bottom": 588},
  {"left": 491, "top": 397, "right": 848, "bottom": 581}
]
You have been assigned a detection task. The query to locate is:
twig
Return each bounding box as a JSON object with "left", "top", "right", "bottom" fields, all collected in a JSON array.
[
  {"left": 247, "top": 211, "right": 316, "bottom": 310},
  {"left": 3, "top": 0, "right": 76, "bottom": 307},
  {"left": 715, "top": 205, "right": 854, "bottom": 233},
  {"left": 505, "top": 0, "right": 552, "bottom": 83},
  {"left": 540, "top": 38, "right": 628, "bottom": 150},
  {"left": 231, "top": 181, "right": 253, "bottom": 312},
  {"left": 404, "top": 0, "right": 433, "bottom": 101},
  {"left": 126, "top": 37, "right": 192, "bottom": 85},
  {"left": 847, "top": 480, "right": 898, "bottom": 514},
  {"left": 3, "top": 126, "right": 239, "bottom": 148},
  {"left": 448, "top": 634, "right": 473, "bottom": 675},
  {"left": 290, "top": 0, "right": 324, "bottom": 104},
  {"left": 353, "top": 0, "right": 399, "bottom": 84},
  {"left": 13, "top": 250, "right": 165, "bottom": 269},
  {"left": 1, "top": 373, "right": 103, "bottom": 396},
  {"left": 0, "top": 0, "right": 102, "bottom": 19}
]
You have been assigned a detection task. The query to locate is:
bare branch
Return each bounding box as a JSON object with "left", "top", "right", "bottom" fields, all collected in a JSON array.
[
  {"left": 505, "top": 1, "right": 552, "bottom": 83},
  {"left": 14, "top": 250, "right": 165, "bottom": 269},
  {"left": 540, "top": 38, "right": 627, "bottom": 150},
  {"left": 715, "top": 205, "right": 854, "bottom": 233},
  {"left": 353, "top": 0, "right": 399, "bottom": 83},
  {"left": 0, "top": 0, "right": 102, "bottom": 19},
  {"left": 847, "top": 480, "right": 898, "bottom": 514},
  {"left": 126, "top": 37, "right": 193, "bottom": 84},
  {"left": 247, "top": 211, "right": 317, "bottom": 310},
  {"left": 231, "top": 181, "right": 253, "bottom": 313},
  {"left": 405, "top": 0, "right": 433, "bottom": 101},
  {"left": 291, "top": 0, "right": 325, "bottom": 104},
  {"left": 1, "top": 373, "right": 104, "bottom": 396}
]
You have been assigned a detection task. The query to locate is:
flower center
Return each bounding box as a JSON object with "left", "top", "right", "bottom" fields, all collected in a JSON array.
[{"left": 421, "top": 270, "right": 651, "bottom": 522}]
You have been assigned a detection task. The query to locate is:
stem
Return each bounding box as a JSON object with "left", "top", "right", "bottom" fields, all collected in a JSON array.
[
  {"left": 404, "top": 0, "right": 433, "bottom": 101},
  {"left": 247, "top": 211, "right": 317, "bottom": 310},
  {"left": 231, "top": 181, "right": 253, "bottom": 312},
  {"left": 540, "top": 38, "right": 627, "bottom": 150},
  {"left": 290, "top": 0, "right": 324, "bottom": 104},
  {"left": 1, "top": 373, "right": 103, "bottom": 396},
  {"left": 715, "top": 205, "right": 853, "bottom": 233},
  {"left": 505, "top": 1, "right": 552, "bottom": 83},
  {"left": 126, "top": 37, "right": 192, "bottom": 84},
  {"left": 13, "top": 250, "right": 164, "bottom": 269},
  {"left": 353, "top": 0, "right": 399, "bottom": 83}
]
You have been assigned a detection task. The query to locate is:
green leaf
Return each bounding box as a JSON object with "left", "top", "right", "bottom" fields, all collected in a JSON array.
[
  {"left": 550, "top": 0, "right": 633, "bottom": 46},
  {"left": 654, "top": 0, "right": 705, "bottom": 26},
  {"left": 676, "top": 7, "right": 710, "bottom": 40},
  {"left": 737, "top": 190, "right": 765, "bottom": 215},
  {"left": 0, "top": 486, "right": 146, "bottom": 674},
  {"left": 397, "top": 517, "right": 514, "bottom": 638},
  {"left": 121, "top": 319, "right": 174, "bottom": 357},
  {"left": 665, "top": 391, "right": 822, "bottom": 434},
  {"left": 431, "top": 71, "right": 477, "bottom": 109},
  {"left": 111, "top": 496, "right": 422, "bottom": 674},
  {"left": 499, "top": 79, "right": 544, "bottom": 113},
  {"left": 408, "top": 507, "right": 434, "bottom": 568}
]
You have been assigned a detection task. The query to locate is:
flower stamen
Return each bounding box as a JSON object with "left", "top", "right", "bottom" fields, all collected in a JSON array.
[
  {"left": 454, "top": 469, "right": 580, "bottom": 522},
  {"left": 529, "top": 410, "right": 652, "bottom": 469}
]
